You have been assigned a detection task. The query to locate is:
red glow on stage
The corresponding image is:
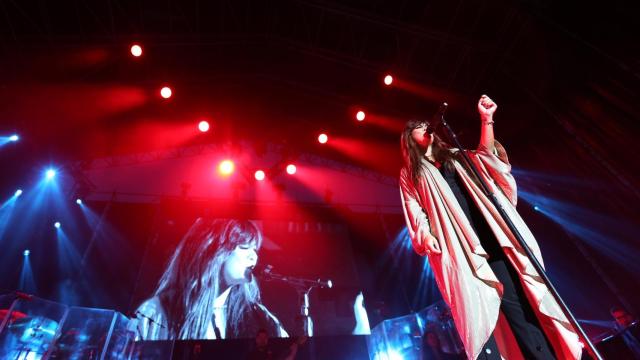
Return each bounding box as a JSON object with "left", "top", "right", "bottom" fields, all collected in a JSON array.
[
  {"left": 255, "top": 170, "right": 266, "bottom": 181},
  {"left": 329, "top": 137, "right": 399, "bottom": 173},
  {"left": 318, "top": 133, "right": 328, "bottom": 144},
  {"left": 68, "top": 48, "right": 109, "bottom": 66},
  {"left": 130, "top": 44, "right": 143, "bottom": 57},
  {"left": 160, "top": 86, "right": 172, "bottom": 99},
  {"left": 116, "top": 121, "right": 202, "bottom": 153},
  {"left": 391, "top": 80, "right": 464, "bottom": 108},
  {"left": 384, "top": 74, "right": 393, "bottom": 86},
  {"left": 100, "top": 87, "right": 148, "bottom": 110},
  {"left": 286, "top": 164, "right": 297, "bottom": 175},
  {"left": 218, "top": 160, "right": 235, "bottom": 176},
  {"left": 363, "top": 114, "right": 404, "bottom": 133},
  {"left": 198, "top": 120, "right": 210, "bottom": 132},
  {"left": 348, "top": 105, "right": 402, "bottom": 132},
  {"left": 287, "top": 165, "right": 342, "bottom": 211},
  {"left": 5, "top": 85, "right": 148, "bottom": 130}
]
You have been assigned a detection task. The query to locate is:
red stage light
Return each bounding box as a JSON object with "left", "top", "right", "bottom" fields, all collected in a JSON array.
[
  {"left": 160, "top": 86, "right": 172, "bottom": 99},
  {"left": 198, "top": 120, "right": 210, "bottom": 132},
  {"left": 384, "top": 74, "right": 393, "bottom": 86},
  {"left": 286, "top": 164, "right": 297, "bottom": 175},
  {"left": 318, "top": 133, "right": 328, "bottom": 144},
  {"left": 130, "top": 44, "right": 143, "bottom": 57},
  {"left": 255, "top": 170, "right": 266, "bottom": 181},
  {"left": 356, "top": 111, "right": 366, "bottom": 121},
  {"left": 218, "top": 160, "right": 234, "bottom": 176}
]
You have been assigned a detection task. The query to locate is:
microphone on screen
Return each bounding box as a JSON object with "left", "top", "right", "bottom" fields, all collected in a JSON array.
[{"left": 254, "top": 264, "right": 333, "bottom": 289}]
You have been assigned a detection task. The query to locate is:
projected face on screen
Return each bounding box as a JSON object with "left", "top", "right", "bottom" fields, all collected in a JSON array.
[
  {"left": 223, "top": 244, "right": 258, "bottom": 286},
  {"left": 134, "top": 216, "right": 369, "bottom": 341}
]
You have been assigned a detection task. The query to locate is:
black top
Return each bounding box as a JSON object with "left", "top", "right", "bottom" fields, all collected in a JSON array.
[
  {"left": 438, "top": 163, "right": 506, "bottom": 262},
  {"left": 159, "top": 288, "right": 282, "bottom": 339}
]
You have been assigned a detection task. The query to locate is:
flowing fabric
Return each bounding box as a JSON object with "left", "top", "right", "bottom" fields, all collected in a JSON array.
[{"left": 400, "top": 141, "right": 582, "bottom": 360}]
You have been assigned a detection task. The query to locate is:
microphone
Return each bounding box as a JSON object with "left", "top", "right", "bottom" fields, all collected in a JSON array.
[
  {"left": 428, "top": 102, "right": 448, "bottom": 134},
  {"left": 245, "top": 267, "right": 254, "bottom": 282},
  {"left": 134, "top": 310, "right": 166, "bottom": 328},
  {"left": 256, "top": 264, "right": 333, "bottom": 289}
]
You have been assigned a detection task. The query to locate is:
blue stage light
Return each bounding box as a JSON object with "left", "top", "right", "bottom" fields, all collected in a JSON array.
[
  {"left": 15, "top": 189, "right": 23, "bottom": 197},
  {"left": 9, "top": 134, "right": 19, "bottom": 141},
  {"left": 372, "top": 349, "right": 404, "bottom": 360},
  {"left": 534, "top": 205, "right": 540, "bottom": 211},
  {"left": 76, "top": 199, "right": 82, "bottom": 205},
  {"left": 23, "top": 249, "right": 30, "bottom": 256},
  {"left": 46, "top": 169, "right": 56, "bottom": 180},
  {"left": 54, "top": 221, "right": 61, "bottom": 229}
]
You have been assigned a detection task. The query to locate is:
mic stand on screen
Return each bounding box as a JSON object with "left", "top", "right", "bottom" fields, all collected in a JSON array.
[
  {"left": 258, "top": 265, "right": 332, "bottom": 337},
  {"left": 436, "top": 102, "right": 603, "bottom": 360},
  {"left": 133, "top": 310, "right": 167, "bottom": 331},
  {"left": 297, "top": 288, "right": 313, "bottom": 338}
]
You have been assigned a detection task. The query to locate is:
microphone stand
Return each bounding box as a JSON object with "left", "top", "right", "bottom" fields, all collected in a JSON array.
[
  {"left": 438, "top": 106, "right": 602, "bottom": 360},
  {"left": 133, "top": 311, "right": 166, "bottom": 329},
  {"left": 296, "top": 288, "right": 313, "bottom": 338},
  {"left": 259, "top": 269, "right": 332, "bottom": 337}
]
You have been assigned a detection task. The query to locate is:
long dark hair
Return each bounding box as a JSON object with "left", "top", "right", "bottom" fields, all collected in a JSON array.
[
  {"left": 154, "top": 218, "right": 264, "bottom": 339},
  {"left": 400, "top": 119, "right": 457, "bottom": 184}
]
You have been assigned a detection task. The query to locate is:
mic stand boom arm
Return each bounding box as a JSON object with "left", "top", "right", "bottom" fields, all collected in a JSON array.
[
  {"left": 260, "top": 271, "right": 331, "bottom": 290},
  {"left": 260, "top": 270, "right": 332, "bottom": 337},
  {"left": 439, "top": 109, "right": 602, "bottom": 360}
]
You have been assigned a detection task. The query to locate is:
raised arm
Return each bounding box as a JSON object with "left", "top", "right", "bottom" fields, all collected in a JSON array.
[
  {"left": 471, "top": 95, "right": 519, "bottom": 204},
  {"left": 477, "top": 94, "right": 497, "bottom": 152}
]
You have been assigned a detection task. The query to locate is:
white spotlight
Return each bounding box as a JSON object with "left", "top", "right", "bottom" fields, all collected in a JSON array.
[{"left": 46, "top": 169, "right": 56, "bottom": 180}]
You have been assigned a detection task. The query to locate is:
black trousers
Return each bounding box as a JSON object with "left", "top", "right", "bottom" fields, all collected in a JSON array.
[{"left": 477, "top": 259, "right": 556, "bottom": 360}]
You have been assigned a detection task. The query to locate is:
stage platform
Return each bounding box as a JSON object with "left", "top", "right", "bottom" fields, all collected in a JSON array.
[{"left": 136, "top": 335, "right": 369, "bottom": 360}]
